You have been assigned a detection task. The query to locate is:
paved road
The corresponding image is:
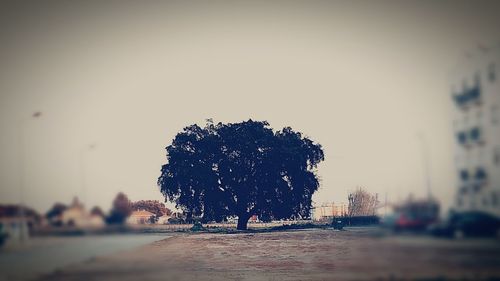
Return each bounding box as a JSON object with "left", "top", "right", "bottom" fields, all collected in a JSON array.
[{"left": 0, "top": 234, "right": 171, "bottom": 281}]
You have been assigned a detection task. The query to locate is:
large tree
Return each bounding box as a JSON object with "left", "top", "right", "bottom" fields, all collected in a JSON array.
[
  {"left": 158, "top": 119, "right": 324, "bottom": 230},
  {"left": 347, "top": 187, "right": 379, "bottom": 217}
]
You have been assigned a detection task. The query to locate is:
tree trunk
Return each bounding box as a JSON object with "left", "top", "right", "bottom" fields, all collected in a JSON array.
[{"left": 237, "top": 214, "right": 250, "bottom": 230}]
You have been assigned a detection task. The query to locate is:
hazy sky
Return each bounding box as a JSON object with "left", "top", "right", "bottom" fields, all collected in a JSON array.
[{"left": 1, "top": 0, "right": 500, "bottom": 213}]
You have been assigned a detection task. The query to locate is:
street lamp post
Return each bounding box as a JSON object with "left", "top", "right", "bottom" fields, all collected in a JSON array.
[
  {"left": 79, "top": 143, "right": 97, "bottom": 207},
  {"left": 17, "top": 111, "right": 42, "bottom": 244},
  {"left": 417, "top": 133, "right": 433, "bottom": 199}
]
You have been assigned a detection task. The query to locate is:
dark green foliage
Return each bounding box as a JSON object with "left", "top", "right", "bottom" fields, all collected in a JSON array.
[
  {"left": 190, "top": 221, "right": 204, "bottom": 231},
  {"left": 158, "top": 119, "right": 324, "bottom": 230},
  {"left": 131, "top": 200, "right": 172, "bottom": 217},
  {"left": 46, "top": 203, "right": 67, "bottom": 220},
  {"left": 167, "top": 217, "right": 185, "bottom": 224},
  {"left": 90, "top": 206, "right": 105, "bottom": 218},
  {"left": 106, "top": 192, "right": 132, "bottom": 225},
  {"left": 148, "top": 215, "right": 159, "bottom": 224},
  {"left": 0, "top": 224, "right": 8, "bottom": 247}
]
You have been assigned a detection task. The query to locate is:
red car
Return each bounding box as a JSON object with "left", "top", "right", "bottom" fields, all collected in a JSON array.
[{"left": 395, "top": 213, "right": 436, "bottom": 231}]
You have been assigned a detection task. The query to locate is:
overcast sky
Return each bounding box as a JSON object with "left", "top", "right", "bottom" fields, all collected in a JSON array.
[{"left": 1, "top": 0, "right": 499, "bottom": 213}]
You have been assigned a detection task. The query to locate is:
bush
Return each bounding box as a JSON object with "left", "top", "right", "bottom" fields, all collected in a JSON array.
[
  {"left": 168, "top": 217, "right": 185, "bottom": 224},
  {"left": 0, "top": 224, "right": 9, "bottom": 247},
  {"left": 190, "top": 221, "right": 204, "bottom": 231}
]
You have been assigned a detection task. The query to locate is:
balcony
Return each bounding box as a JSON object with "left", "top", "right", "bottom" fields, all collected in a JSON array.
[
  {"left": 452, "top": 85, "right": 482, "bottom": 109},
  {"left": 456, "top": 127, "right": 484, "bottom": 147}
]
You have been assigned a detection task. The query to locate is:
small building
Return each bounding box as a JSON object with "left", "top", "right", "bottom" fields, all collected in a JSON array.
[
  {"left": 156, "top": 214, "right": 171, "bottom": 224},
  {"left": 60, "top": 198, "right": 105, "bottom": 228},
  {"left": 127, "top": 210, "right": 155, "bottom": 224},
  {"left": 0, "top": 217, "right": 30, "bottom": 246},
  {"left": 249, "top": 215, "right": 259, "bottom": 223},
  {"left": 0, "top": 204, "right": 41, "bottom": 245},
  {"left": 61, "top": 198, "right": 86, "bottom": 226},
  {"left": 87, "top": 214, "right": 106, "bottom": 227}
]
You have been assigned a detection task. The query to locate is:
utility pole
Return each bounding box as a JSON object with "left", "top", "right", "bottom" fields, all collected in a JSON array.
[
  {"left": 417, "top": 133, "right": 432, "bottom": 199},
  {"left": 384, "top": 192, "right": 388, "bottom": 217},
  {"left": 17, "top": 111, "right": 42, "bottom": 244},
  {"left": 79, "top": 143, "right": 97, "bottom": 207}
]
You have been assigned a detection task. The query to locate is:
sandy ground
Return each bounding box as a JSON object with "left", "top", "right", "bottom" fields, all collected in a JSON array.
[{"left": 37, "top": 228, "right": 500, "bottom": 281}]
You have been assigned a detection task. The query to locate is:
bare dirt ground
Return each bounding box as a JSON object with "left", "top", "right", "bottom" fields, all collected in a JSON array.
[{"left": 38, "top": 228, "right": 500, "bottom": 281}]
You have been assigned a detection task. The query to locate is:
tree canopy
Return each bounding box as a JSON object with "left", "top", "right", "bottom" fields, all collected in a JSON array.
[
  {"left": 158, "top": 119, "right": 324, "bottom": 230},
  {"left": 347, "top": 187, "right": 379, "bottom": 217},
  {"left": 106, "top": 192, "right": 132, "bottom": 225},
  {"left": 90, "top": 206, "right": 105, "bottom": 218},
  {"left": 45, "top": 203, "right": 67, "bottom": 220},
  {"left": 131, "top": 200, "right": 172, "bottom": 217}
]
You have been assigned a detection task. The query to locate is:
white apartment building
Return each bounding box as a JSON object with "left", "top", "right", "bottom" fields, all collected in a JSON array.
[{"left": 450, "top": 44, "right": 500, "bottom": 217}]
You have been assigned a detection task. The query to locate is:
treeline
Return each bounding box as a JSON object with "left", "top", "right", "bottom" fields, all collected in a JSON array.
[{"left": 45, "top": 193, "right": 172, "bottom": 226}]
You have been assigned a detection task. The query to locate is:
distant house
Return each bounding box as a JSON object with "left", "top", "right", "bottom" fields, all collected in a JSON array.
[
  {"left": 60, "top": 197, "right": 105, "bottom": 228},
  {"left": 0, "top": 217, "right": 30, "bottom": 245},
  {"left": 87, "top": 214, "right": 106, "bottom": 227},
  {"left": 127, "top": 210, "right": 155, "bottom": 224},
  {"left": 249, "top": 215, "right": 258, "bottom": 223},
  {"left": 156, "top": 214, "right": 171, "bottom": 224},
  {"left": 61, "top": 198, "right": 86, "bottom": 226},
  {"left": 0, "top": 204, "right": 42, "bottom": 245}
]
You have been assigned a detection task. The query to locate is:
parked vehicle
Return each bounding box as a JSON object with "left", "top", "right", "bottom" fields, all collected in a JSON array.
[
  {"left": 429, "top": 211, "right": 500, "bottom": 238},
  {"left": 331, "top": 219, "right": 344, "bottom": 230},
  {"left": 379, "top": 213, "right": 398, "bottom": 229},
  {"left": 392, "top": 198, "right": 440, "bottom": 232},
  {"left": 0, "top": 223, "right": 8, "bottom": 247},
  {"left": 394, "top": 213, "right": 434, "bottom": 231}
]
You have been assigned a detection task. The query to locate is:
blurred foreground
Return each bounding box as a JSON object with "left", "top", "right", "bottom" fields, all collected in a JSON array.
[
  {"left": 24, "top": 227, "right": 500, "bottom": 281},
  {"left": 0, "top": 234, "right": 168, "bottom": 281}
]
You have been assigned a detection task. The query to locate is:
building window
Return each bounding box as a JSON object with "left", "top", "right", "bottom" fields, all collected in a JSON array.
[
  {"left": 482, "top": 197, "right": 488, "bottom": 206},
  {"left": 459, "top": 186, "right": 468, "bottom": 195},
  {"left": 469, "top": 85, "right": 481, "bottom": 105},
  {"left": 460, "top": 170, "right": 469, "bottom": 181},
  {"left": 453, "top": 93, "right": 468, "bottom": 108},
  {"left": 492, "top": 105, "right": 499, "bottom": 125},
  {"left": 488, "top": 63, "right": 496, "bottom": 82},
  {"left": 457, "top": 131, "right": 467, "bottom": 145},
  {"left": 453, "top": 83, "right": 481, "bottom": 109},
  {"left": 475, "top": 167, "right": 486, "bottom": 179},
  {"left": 475, "top": 167, "right": 487, "bottom": 187},
  {"left": 469, "top": 127, "right": 479, "bottom": 141},
  {"left": 494, "top": 147, "right": 500, "bottom": 166}
]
